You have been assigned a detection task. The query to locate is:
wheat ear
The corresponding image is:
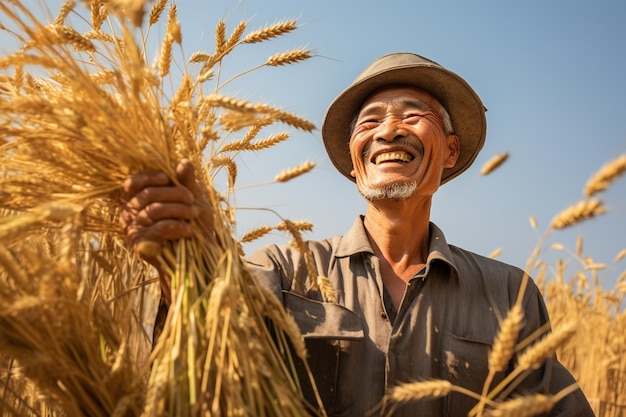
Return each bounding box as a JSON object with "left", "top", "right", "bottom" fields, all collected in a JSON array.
[
  {"left": 480, "top": 152, "right": 509, "bottom": 176},
  {"left": 242, "top": 20, "right": 298, "bottom": 44},
  {"left": 549, "top": 198, "right": 606, "bottom": 230},
  {"left": 274, "top": 161, "right": 316, "bottom": 183},
  {"left": 516, "top": 321, "right": 577, "bottom": 371},
  {"left": 583, "top": 154, "right": 626, "bottom": 196}
]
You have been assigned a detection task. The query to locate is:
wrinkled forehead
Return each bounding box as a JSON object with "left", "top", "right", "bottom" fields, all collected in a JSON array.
[{"left": 358, "top": 84, "right": 444, "bottom": 114}]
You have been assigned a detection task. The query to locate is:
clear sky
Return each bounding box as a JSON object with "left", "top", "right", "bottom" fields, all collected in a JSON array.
[{"left": 3, "top": 1, "right": 626, "bottom": 288}]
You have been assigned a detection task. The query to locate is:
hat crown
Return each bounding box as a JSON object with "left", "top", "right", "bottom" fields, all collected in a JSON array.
[{"left": 354, "top": 53, "right": 442, "bottom": 83}]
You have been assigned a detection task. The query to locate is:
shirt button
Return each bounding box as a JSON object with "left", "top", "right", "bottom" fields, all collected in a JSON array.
[{"left": 380, "top": 311, "right": 387, "bottom": 319}]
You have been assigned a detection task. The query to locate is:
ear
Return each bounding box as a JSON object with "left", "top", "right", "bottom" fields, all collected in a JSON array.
[
  {"left": 350, "top": 169, "right": 356, "bottom": 177},
  {"left": 443, "top": 134, "right": 460, "bottom": 168}
]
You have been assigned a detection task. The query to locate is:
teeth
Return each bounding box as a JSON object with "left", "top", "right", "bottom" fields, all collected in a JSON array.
[{"left": 374, "top": 151, "right": 413, "bottom": 164}]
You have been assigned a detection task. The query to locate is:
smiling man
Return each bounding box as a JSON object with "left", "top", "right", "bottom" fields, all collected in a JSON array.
[{"left": 121, "top": 53, "right": 594, "bottom": 416}]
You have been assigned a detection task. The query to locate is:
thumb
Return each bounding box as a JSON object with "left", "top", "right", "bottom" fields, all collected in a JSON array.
[
  {"left": 176, "top": 158, "right": 199, "bottom": 193},
  {"left": 176, "top": 159, "right": 215, "bottom": 238}
]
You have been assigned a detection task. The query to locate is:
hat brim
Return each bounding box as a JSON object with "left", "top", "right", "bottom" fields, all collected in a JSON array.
[{"left": 322, "top": 58, "right": 487, "bottom": 184}]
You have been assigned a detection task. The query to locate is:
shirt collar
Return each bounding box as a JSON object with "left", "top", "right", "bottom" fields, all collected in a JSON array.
[{"left": 336, "top": 215, "right": 460, "bottom": 281}]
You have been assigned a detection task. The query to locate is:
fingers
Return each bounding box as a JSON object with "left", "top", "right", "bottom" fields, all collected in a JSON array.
[
  {"left": 120, "top": 162, "right": 209, "bottom": 307},
  {"left": 121, "top": 169, "right": 192, "bottom": 256},
  {"left": 129, "top": 189, "right": 195, "bottom": 219},
  {"left": 120, "top": 161, "right": 214, "bottom": 262},
  {"left": 135, "top": 201, "right": 198, "bottom": 227},
  {"left": 122, "top": 170, "right": 170, "bottom": 199},
  {"left": 176, "top": 159, "right": 216, "bottom": 239},
  {"left": 126, "top": 218, "right": 193, "bottom": 247},
  {"left": 176, "top": 159, "right": 197, "bottom": 191}
]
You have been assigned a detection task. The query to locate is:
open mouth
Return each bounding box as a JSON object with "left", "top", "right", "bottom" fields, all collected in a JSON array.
[{"left": 373, "top": 151, "right": 414, "bottom": 165}]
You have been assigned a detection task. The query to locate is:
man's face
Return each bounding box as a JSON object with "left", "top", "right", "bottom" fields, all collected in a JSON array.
[{"left": 349, "top": 86, "right": 459, "bottom": 200}]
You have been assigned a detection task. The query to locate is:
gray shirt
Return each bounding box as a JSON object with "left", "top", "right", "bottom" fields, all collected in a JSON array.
[{"left": 247, "top": 216, "right": 594, "bottom": 417}]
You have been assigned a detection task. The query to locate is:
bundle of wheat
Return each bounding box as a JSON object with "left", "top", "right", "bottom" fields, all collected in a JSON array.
[
  {"left": 537, "top": 189, "right": 626, "bottom": 417},
  {"left": 0, "top": 1, "right": 326, "bottom": 416},
  {"left": 540, "top": 258, "right": 626, "bottom": 417}
]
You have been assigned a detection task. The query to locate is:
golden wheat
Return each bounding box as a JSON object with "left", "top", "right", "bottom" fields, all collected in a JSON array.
[
  {"left": 266, "top": 48, "right": 312, "bottom": 67},
  {"left": 90, "top": 0, "right": 106, "bottom": 30},
  {"left": 2, "top": 2, "right": 624, "bottom": 417},
  {"left": 549, "top": 198, "right": 607, "bottom": 230},
  {"left": 576, "top": 235, "right": 583, "bottom": 257},
  {"left": 0, "top": 1, "right": 324, "bottom": 416},
  {"left": 224, "top": 21, "right": 246, "bottom": 50},
  {"left": 54, "top": 0, "right": 75, "bottom": 25},
  {"left": 480, "top": 152, "right": 509, "bottom": 176},
  {"left": 484, "top": 394, "right": 555, "bottom": 417},
  {"left": 149, "top": 0, "right": 168, "bottom": 25},
  {"left": 518, "top": 321, "right": 577, "bottom": 371},
  {"left": 214, "top": 20, "right": 226, "bottom": 53},
  {"left": 583, "top": 154, "right": 626, "bottom": 196},
  {"left": 54, "top": 25, "right": 96, "bottom": 52},
  {"left": 537, "top": 239, "right": 626, "bottom": 415},
  {"left": 242, "top": 20, "right": 298, "bottom": 44},
  {"left": 387, "top": 380, "right": 454, "bottom": 403},
  {"left": 489, "top": 304, "right": 525, "bottom": 373},
  {"left": 274, "top": 160, "right": 316, "bottom": 182},
  {"left": 240, "top": 225, "right": 274, "bottom": 243}
]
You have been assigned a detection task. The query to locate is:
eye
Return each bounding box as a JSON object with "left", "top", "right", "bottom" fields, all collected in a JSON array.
[
  {"left": 403, "top": 113, "right": 425, "bottom": 123},
  {"left": 355, "top": 117, "right": 380, "bottom": 130}
]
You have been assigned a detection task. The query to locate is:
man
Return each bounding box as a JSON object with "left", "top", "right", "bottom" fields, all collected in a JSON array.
[{"left": 121, "top": 53, "right": 594, "bottom": 416}]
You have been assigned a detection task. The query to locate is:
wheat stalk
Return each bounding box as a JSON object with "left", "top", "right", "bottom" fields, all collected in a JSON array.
[
  {"left": 54, "top": 1, "right": 76, "bottom": 26},
  {"left": 0, "top": 1, "right": 324, "bottom": 416},
  {"left": 517, "top": 321, "right": 577, "bottom": 371},
  {"left": 474, "top": 303, "right": 525, "bottom": 416},
  {"left": 386, "top": 380, "right": 454, "bottom": 404},
  {"left": 549, "top": 198, "right": 607, "bottom": 230},
  {"left": 242, "top": 20, "right": 298, "bottom": 44},
  {"left": 266, "top": 48, "right": 312, "bottom": 66},
  {"left": 484, "top": 393, "right": 555, "bottom": 417},
  {"left": 274, "top": 161, "right": 316, "bottom": 182},
  {"left": 489, "top": 304, "right": 525, "bottom": 373},
  {"left": 383, "top": 379, "right": 487, "bottom": 417},
  {"left": 240, "top": 225, "right": 274, "bottom": 243},
  {"left": 149, "top": 0, "right": 168, "bottom": 25},
  {"left": 485, "top": 384, "right": 580, "bottom": 417},
  {"left": 480, "top": 152, "right": 509, "bottom": 176},
  {"left": 583, "top": 154, "right": 626, "bottom": 196},
  {"left": 276, "top": 220, "right": 337, "bottom": 302}
]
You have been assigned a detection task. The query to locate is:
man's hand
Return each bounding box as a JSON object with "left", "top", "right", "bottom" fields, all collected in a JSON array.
[{"left": 120, "top": 159, "right": 214, "bottom": 303}]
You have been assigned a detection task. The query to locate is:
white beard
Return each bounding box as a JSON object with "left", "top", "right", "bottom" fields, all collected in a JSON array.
[{"left": 358, "top": 181, "right": 417, "bottom": 201}]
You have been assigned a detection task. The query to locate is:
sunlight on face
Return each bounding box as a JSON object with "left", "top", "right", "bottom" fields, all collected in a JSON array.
[{"left": 349, "top": 86, "right": 456, "bottom": 201}]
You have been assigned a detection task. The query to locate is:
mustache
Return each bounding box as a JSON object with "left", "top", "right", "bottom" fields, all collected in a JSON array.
[{"left": 362, "top": 137, "right": 425, "bottom": 158}]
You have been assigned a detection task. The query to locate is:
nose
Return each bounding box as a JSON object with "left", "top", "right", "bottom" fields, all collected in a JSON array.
[{"left": 374, "top": 118, "right": 408, "bottom": 142}]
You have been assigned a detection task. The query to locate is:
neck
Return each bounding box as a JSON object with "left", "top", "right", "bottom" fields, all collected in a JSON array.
[{"left": 363, "top": 196, "right": 431, "bottom": 274}]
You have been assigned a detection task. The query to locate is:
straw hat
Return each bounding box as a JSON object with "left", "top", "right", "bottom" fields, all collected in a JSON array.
[{"left": 321, "top": 52, "right": 487, "bottom": 184}]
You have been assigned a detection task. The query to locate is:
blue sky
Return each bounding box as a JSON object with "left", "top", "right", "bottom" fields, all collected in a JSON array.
[
  {"left": 3, "top": 1, "right": 626, "bottom": 287},
  {"left": 176, "top": 0, "right": 626, "bottom": 288}
]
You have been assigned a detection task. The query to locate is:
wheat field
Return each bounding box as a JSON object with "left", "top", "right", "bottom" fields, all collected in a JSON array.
[{"left": 0, "top": 1, "right": 624, "bottom": 416}]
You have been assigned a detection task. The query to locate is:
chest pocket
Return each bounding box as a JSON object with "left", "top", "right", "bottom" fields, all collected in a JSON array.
[
  {"left": 282, "top": 291, "right": 364, "bottom": 415},
  {"left": 439, "top": 330, "right": 505, "bottom": 416}
]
